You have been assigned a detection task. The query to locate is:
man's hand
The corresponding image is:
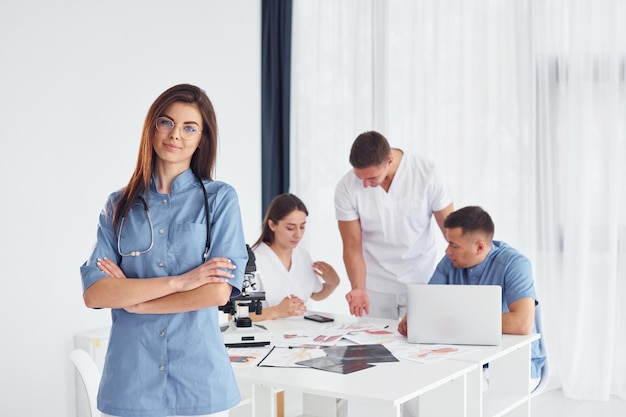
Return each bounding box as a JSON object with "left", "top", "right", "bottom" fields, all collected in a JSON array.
[
  {"left": 345, "top": 288, "right": 369, "bottom": 317},
  {"left": 398, "top": 314, "right": 408, "bottom": 336}
]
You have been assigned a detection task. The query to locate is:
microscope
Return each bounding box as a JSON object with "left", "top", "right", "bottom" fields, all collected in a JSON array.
[{"left": 219, "top": 245, "right": 271, "bottom": 347}]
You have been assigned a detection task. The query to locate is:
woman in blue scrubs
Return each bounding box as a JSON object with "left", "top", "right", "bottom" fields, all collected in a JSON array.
[{"left": 80, "top": 84, "right": 247, "bottom": 417}]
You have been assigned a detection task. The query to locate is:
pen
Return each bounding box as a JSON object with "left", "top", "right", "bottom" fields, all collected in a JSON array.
[{"left": 288, "top": 345, "right": 321, "bottom": 349}]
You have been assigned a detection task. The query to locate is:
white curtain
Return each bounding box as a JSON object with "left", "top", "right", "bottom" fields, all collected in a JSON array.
[
  {"left": 290, "top": 0, "right": 626, "bottom": 399},
  {"left": 534, "top": 0, "right": 626, "bottom": 400}
]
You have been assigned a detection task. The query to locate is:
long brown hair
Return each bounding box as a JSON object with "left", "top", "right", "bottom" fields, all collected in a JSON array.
[
  {"left": 112, "top": 84, "right": 218, "bottom": 231},
  {"left": 252, "top": 193, "right": 309, "bottom": 249}
]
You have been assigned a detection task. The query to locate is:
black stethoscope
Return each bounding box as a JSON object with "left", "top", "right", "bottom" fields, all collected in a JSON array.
[{"left": 117, "top": 173, "right": 211, "bottom": 262}]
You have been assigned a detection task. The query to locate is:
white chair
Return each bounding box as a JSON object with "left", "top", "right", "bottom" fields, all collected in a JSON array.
[
  {"left": 531, "top": 302, "right": 549, "bottom": 397},
  {"left": 70, "top": 349, "right": 101, "bottom": 417}
]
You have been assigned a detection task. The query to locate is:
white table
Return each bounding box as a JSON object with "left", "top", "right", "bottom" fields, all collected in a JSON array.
[
  {"left": 231, "top": 314, "right": 539, "bottom": 417},
  {"left": 235, "top": 350, "right": 475, "bottom": 416},
  {"left": 455, "top": 333, "right": 541, "bottom": 417}
]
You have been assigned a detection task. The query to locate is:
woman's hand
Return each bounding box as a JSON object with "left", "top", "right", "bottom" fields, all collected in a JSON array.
[
  {"left": 310, "top": 261, "right": 341, "bottom": 302},
  {"left": 97, "top": 257, "right": 127, "bottom": 278},
  {"left": 97, "top": 256, "right": 234, "bottom": 292},
  {"left": 175, "top": 257, "right": 236, "bottom": 292},
  {"left": 313, "top": 261, "right": 340, "bottom": 288},
  {"left": 275, "top": 295, "right": 306, "bottom": 318}
]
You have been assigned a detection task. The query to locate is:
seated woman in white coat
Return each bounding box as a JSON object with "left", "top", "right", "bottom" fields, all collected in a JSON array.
[{"left": 251, "top": 193, "right": 340, "bottom": 320}]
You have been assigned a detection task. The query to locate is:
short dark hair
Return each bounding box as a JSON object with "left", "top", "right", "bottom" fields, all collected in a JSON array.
[
  {"left": 444, "top": 206, "right": 495, "bottom": 240},
  {"left": 349, "top": 131, "right": 391, "bottom": 169}
]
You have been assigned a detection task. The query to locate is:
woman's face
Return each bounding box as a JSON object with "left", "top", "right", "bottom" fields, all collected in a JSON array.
[
  {"left": 269, "top": 209, "right": 307, "bottom": 250},
  {"left": 152, "top": 102, "right": 203, "bottom": 169}
]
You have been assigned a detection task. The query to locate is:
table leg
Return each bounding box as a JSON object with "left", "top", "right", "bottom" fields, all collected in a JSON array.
[
  {"left": 302, "top": 393, "right": 339, "bottom": 417},
  {"left": 252, "top": 384, "right": 276, "bottom": 417},
  {"left": 420, "top": 373, "right": 467, "bottom": 417}
]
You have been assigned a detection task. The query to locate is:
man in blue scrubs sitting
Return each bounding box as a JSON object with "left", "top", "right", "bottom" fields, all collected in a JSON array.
[{"left": 398, "top": 205, "right": 546, "bottom": 391}]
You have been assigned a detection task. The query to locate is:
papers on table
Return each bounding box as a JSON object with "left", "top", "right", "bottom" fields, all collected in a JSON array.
[
  {"left": 232, "top": 320, "right": 483, "bottom": 373},
  {"left": 341, "top": 328, "right": 406, "bottom": 345},
  {"left": 257, "top": 346, "right": 327, "bottom": 368},
  {"left": 275, "top": 330, "right": 349, "bottom": 347},
  {"left": 388, "top": 343, "right": 480, "bottom": 364},
  {"left": 294, "top": 355, "right": 376, "bottom": 374},
  {"left": 227, "top": 346, "right": 273, "bottom": 367},
  {"left": 273, "top": 323, "right": 402, "bottom": 347},
  {"left": 257, "top": 344, "right": 399, "bottom": 374}
]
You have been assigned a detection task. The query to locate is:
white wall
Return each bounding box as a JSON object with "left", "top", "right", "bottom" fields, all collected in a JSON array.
[{"left": 0, "top": 1, "right": 261, "bottom": 416}]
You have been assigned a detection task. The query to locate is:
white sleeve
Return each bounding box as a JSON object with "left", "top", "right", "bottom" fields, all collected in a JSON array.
[
  {"left": 428, "top": 163, "right": 454, "bottom": 212},
  {"left": 334, "top": 172, "right": 359, "bottom": 221}
]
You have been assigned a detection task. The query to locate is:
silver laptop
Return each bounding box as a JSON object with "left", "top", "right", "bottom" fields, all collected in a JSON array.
[{"left": 407, "top": 284, "right": 502, "bottom": 346}]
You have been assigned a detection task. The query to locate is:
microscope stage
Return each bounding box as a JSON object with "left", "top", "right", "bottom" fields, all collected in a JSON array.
[{"left": 221, "top": 322, "right": 271, "bottom": 347}]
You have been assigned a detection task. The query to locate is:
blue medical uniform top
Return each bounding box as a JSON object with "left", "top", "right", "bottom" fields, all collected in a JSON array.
[
  {"left": 428, "top": 240, "right": 546, "bottom": 379},
  {"left": 80, "top": 169, "right": 247, "bottom": 417}
]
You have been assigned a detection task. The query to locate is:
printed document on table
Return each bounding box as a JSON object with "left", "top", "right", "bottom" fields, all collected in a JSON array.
[
  {"left": 295, "top": 344, "right": 398, "bottom": 374},
  {"left": 274, "top": 329, "right": 354, "bottom": 347},
  {"left": 258, "top": 346, "right": 327, "bottom": 368},
  {"left": 273, "top": 322, "right": 396, "bottom": 348},
  {"left": 227, "top": 346, "right": 272, "bottom": 367},
  {"left": 388, "top": 343, "right": 481, "bottom": 364},
  {"left": 341, "top": 327, "right": 406, "bottom": 345}
]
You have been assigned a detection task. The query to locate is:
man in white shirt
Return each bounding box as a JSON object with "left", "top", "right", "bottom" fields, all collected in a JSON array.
[{"left": 334, "top": 131, "right": 454, "bottom": 320}]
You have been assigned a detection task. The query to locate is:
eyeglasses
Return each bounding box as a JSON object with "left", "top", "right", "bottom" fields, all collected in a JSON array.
[{"left": 155, "top": 116, "right": 202, "bottom": 140}]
